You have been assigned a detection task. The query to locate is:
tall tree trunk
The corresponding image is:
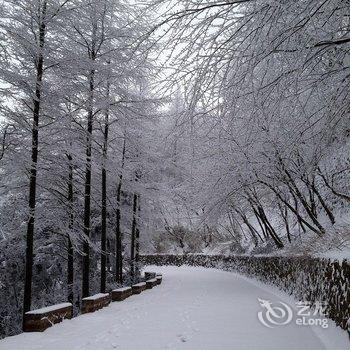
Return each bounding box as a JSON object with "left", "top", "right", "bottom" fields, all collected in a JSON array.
[
  {"left": 100, "top": 87, "right": 109, "bottom": 293},
  {"left": 67, "top": 153, "right": 74, "bottom": 304},
  {"left": 283, "top": 169, "right": 326, "bottom": 234},
  {"left": 309, "top": 181, "right": 335, "bottom": 225},
  {"left": 278, "top": 201, "right": 291, "bottom": 243},
  {"left": 248, "top": 202, "right": 267, "bottom": 239},
  {"left": 307, "top": 176, "right": 317, "bottom": 217},
  {"left": 135, "top": 227, "right": 140, "bottom": 277},
  {"left": 106, "top": 238, "right": 111, "bottom": 273},
  {"left": 257, "top": 205, "right": 284, "bottom": 248},
  {"left": 23, "top": 1, "right": 47, "bottom": 324},
  {"left": 293, "top": 194, "right": 306, "bottom": 234},
  {"left": 130, "top": 193, "right": 138, "bottom": 282},
  {"left": 135, "top": 198, "right": 141, "bottom": 277},
  {"left": 232, "top": 207, "right": 262, "bottom": 245},
  {"left": 259, "top": 179, "right": 322, "bottom": 235},
  {"left": 277, "top": 156, "right": 325, "bottom": 234},
  {"left": 115, "top": 138, "right": 126, "bottom": 284},
  {"left": 82, "top": 67, "right": 95, "bottom": 298}
]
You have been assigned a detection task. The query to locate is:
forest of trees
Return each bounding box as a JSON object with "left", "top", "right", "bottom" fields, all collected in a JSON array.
[{"left": 0, "top": 0, "right": 349, "bottom": 339}]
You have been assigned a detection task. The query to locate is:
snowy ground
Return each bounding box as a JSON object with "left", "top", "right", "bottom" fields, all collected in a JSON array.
[{"left": 0, "top": 266, "right": 348, "bottom": 350}]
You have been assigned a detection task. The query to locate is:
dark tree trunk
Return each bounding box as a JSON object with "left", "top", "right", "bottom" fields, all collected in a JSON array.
[
  {"left": 115, "top": 138, "right": 126, "bottom": 284},
  {"left": 100, "top": 91, "right": 109, "bottom": 293},
  {"left": 308, "top": 187, "right": 317, "bottom": 218},
  {"left": 259, "top": 179, "right": 322, "bottom": 235},
  {"left": 106, "top": 238, "right": 111, "bottom": 273},
  {"left": 67, "top": 153, "right": 74, "bottom": 304},
  {"left": 293, "top": 194, "right": 306, "bottom": 233},
  {"left": 130, "top": 193, "right": 138, "bottom": 282},
  {"left": 310, "top": 181, "right": 335, "bottom": 225},
  {"left": 278, "top": 201, "right": 291, "bottom": 243},
  {"left": 257, "top": 206, "right": 284, "bottom": 248},
  {"left": 284, "top": 205, "right": 291, "bottom": 243},
  {"left": 283, "top": 169, "right": 325, "bottom": 234},
  {"left": 232, "top": 207, "right": 262, "bottom": 245},
  {"left": 82, "top": 67, "right": 95, "bottom": 298},
  {"left": 67, "top": 238, "right": 74, "bottom": 303},
  {"left": 100, "top": 166, "right": 107, "bottom": 293},
  {"left": 276, "top": 156, "right": 325, "bottom": 234},
  {"left": 248, "top": 202, "right": 267, "bottom": 239},
  {"left": 135, "top": 199, "right": 141, "bottom": 277},
  {"left": 135, "top": 227, "right": 140, "bottom": 276},
  {"left": 23, "top": 2, "right": 47, "bottom": 325},
  {"left": 246, "top": 195, "right": 283, "bottom": 248}
]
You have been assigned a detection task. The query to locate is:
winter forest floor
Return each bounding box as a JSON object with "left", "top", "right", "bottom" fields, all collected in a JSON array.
[{"left": 0, "top": 266, "right": 348, "bottom": 350}]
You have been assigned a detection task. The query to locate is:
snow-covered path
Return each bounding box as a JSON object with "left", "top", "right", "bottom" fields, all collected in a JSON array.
[{"left": 0, "top": 266, "right": 348, "bottom": 350}]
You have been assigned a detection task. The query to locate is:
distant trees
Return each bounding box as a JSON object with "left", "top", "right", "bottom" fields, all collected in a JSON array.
[{"left": 152, "top": 0, "right": 350, "bottom": 253}]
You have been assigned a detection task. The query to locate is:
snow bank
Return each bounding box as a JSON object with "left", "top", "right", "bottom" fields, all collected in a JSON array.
[
  {"left": 26, "top": 303, "right": 72, "bottom": 315},
  {"left": 112, "top": 287, "right": 131, "bottom": 292},
  {"left": 82, "top": 293, "right": 109, "bottom": 301}
]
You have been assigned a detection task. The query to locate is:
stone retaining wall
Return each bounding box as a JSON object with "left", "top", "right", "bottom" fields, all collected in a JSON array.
[{"left": 141, "top": 254, "right": 350, "bottom": 334}]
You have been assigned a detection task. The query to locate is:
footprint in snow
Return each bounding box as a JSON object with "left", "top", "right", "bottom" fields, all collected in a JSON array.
[{"left": 177, "top": 334, "right": 188, "bottom": 343}]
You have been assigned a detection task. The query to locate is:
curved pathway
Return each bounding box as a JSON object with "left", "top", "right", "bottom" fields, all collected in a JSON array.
[{"left": 0, "top": 266, "right": 347, "bottom": 350}]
